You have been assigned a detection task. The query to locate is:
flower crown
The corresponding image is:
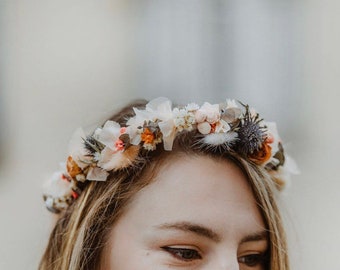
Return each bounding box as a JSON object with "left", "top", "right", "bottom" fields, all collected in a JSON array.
[{"left": 43, "top": 97, "right": 296, "bottom": 213}]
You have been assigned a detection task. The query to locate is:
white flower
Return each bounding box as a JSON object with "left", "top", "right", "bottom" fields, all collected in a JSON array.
[
  {"left": 185, "top": 111, "right": 196, "bottom": 131},
  {"left": 147, "top": 98, "right": 175, "bottom": 136},
  {"left": 43, "top": 171, "right": 73, "bottom": 199},
  {"left": 214, "top": 119, "right": 231, "bottom": 133},
  {"left": 195, "top": 102, "right": 220, "bottom": 124},
  {"left": 226, "top": 99, "right": 239, "bottom": 109},
  {"left": 130, "top": 97, "right": 176, "bottom": 151},
  {"left": 146, "top": 97, "right": 173, "bottom": 121},
  {"left": 127, "top": 108, "right": 151, "bottom": 128},
  {"left": 185, "top": 103, "right": 199, "bottom": 111},
  {"left": 94, "top": 120, "right": 133, "bottom": 171},
  {"left": 96, "top": 121, "right": 121, "bottom": 150},
  {"left": 173, "top": 107, "right": 189, "bottom": 132},
  {"left": 128, "top": 97, "right": 174, "bottom": 126}
]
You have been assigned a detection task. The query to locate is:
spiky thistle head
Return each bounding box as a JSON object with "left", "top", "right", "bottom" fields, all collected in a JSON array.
[{"left": 236, "top": 105, "right": 267, "bottom": 155}]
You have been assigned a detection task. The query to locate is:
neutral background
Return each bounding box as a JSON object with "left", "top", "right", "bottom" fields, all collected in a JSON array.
[{"left": 0, "top": 1, "right": 339, "bottom": 269}]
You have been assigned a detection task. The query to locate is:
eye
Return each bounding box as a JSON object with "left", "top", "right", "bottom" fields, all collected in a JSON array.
[
  {"left": 162, "top": 246, "right": 202, "bottom": 261},
  {"left": 238, "top": 253, "right": 267, "bottom": 267}
]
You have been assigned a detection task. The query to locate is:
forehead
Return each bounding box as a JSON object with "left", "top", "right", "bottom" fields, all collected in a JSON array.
[{"left": 124, "top": 155, "right": 265, "bottom": 239}]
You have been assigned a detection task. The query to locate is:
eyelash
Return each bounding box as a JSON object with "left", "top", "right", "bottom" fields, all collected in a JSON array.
[
  {"left": 238, "top": 253, "right": 268, "bottom": 267},
  {"left": 162, "top": 246, "right": 202, "bottom": 261},
  {"left": 162, "top": 246, "right": 267, "bottom": 267}
]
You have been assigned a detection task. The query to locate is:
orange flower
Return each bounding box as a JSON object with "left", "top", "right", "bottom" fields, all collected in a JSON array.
[
  {"left": 210, "top": 123, "right": 217, "bottom": 133},
  {"left": 141, "top": 128, "right": 155, "bottom": 144},
  {"left": 66, "top": 156, "right": 83, "bottom": 179},
  {"left": 248, "top": 143, "right": 272, "bottom": 165}
]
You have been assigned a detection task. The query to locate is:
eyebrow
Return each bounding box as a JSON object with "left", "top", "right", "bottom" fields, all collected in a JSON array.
[
  {"left": 240, "top": 230, "right": 269, "bottom": 244},
  {"left": 155, "top": 222, "right": 268, "bottom": 244},
  {"left": 155, "top": 222, "right": 221, "bottom": 242}
]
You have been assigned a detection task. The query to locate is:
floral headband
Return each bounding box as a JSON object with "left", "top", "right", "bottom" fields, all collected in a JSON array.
[{"left": 43, "top": 97, "right": 297, "bottom": 213}]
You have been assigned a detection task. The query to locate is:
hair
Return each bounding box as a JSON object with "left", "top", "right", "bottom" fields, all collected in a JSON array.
[{"left": 39, "top": 100, "right": 289, "bottom": 270}]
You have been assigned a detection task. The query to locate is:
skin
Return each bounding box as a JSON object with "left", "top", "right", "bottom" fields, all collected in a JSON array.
[{"left": 103, "top": 155, "right": 268, "bottom": 270}]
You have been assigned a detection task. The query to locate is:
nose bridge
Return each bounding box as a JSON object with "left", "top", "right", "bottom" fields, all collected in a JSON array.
[
  {"left": 204, "top": 249, "right": 239, "bottom": 270},
  {"left": 217, "top": 260, "right": 239, "bottom": 270}
]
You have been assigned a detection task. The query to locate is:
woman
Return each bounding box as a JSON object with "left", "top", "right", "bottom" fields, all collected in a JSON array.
[{"left": 39, "top": 97, "right": 293, "bottom": 270}]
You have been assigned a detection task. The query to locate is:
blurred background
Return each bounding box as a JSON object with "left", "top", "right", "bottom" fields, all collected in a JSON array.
[{"left": 0, "top": 0, "right": 339, "bottom": 269}]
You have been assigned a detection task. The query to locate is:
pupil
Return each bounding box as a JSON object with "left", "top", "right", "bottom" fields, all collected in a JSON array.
[
  {"left": 179, "top": 249, "right": 195, "bottom": 259},
  {"left": 244, "top": 255, "right": 260, "bottom": 266}
]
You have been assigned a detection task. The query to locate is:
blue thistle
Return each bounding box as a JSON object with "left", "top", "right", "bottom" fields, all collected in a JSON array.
[{"left": 236, "top": 105, "right": 266, "bottom": 155}]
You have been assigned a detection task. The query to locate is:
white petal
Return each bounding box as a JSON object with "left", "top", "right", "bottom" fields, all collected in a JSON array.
[
  {"left": 221, "top": 108, "right": 242, "bottom": 123},
  {"left": 97, "top": 147, "right": 133, "bottom": 171},
  {"left": 158, "top": 119, "right": 175, "bottom": 137},
  {"left": 102, "top": 120, "right": 121, "bottom": 131},
  {"left": 130, "top": 108, "right": 153, "bottom": 125},
  {"left": 163, "top": 133, "right": 176, "bottom": 150},
  {"left": 147, "top": 97, "right": 173, "bottom": 121},
  {"left": 97, "top": 121, "right": 121, "bottom": 149},
  {"left": 158, "top": 118, "right": 177, "bottom": 151},
  {"left": 45, "top": 197, "right": 54, "bottom": 210},
  {"left": 146, "top": 97, "right": 171, "bottom": 112},
  {"left": 97, "top": 147, "right": 116, "bottom": 170},
  {"left": 226, "top": 99, "right": 239, "bottom": 109},
  {"left": 43, "top": 171, "right": 72, "bottom": 198},
  {"left": 201, "top": 102, "right": 220, "bottom": 112},
  {"left": 215, "top": 120, "right": 230, "bottom": 133},
  {"left": 197, "top": 122, "right": 211, "bottom": 135},
  {"left": 126, "top": 126, "right": 141, "bottom": 145},
  {"left": 68, "top": 128, "right": 88, "bottom": 168},
  {"left": 185, "top": 103, "right": 199, "bottom": 111},
  {"left": 86, "top": 167, "right": 109, "bottom": 181}
]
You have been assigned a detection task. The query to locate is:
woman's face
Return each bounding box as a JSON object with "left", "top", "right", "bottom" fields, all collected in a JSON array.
[{"left": 103, "top": 155, "right": 268, "bottom": 270}]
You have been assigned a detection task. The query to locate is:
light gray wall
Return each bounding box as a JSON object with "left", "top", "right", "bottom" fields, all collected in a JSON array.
[{"left": 0, "top": 1, "right": 339, "bottom": 269}]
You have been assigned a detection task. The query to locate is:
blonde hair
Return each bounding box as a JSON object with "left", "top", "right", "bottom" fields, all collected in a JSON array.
[{"left": 39, "top": 101, "right": 289, "bottom": 270}]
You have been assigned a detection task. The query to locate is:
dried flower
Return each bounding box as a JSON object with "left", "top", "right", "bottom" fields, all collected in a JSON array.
[
  {"left": 173, "top": 107, "right": 196, "bottom": 132},
  {"left": 141, "top": 127, "right": 155, "bottom": 144},
  {"left": 237, "top": 106, "right": 266, "bottom": 155},
  {"left": 195, "top": 102, "right": 220, "bottom": 124},
  {"left": 248, "top": 143, "right": 272, "bottom": 165},
  {"left": 197, "top": 122, "right": 212, "bottom": 135},
  {"left": 66, "top": 156, "right": 83, "bottom": 179}
]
